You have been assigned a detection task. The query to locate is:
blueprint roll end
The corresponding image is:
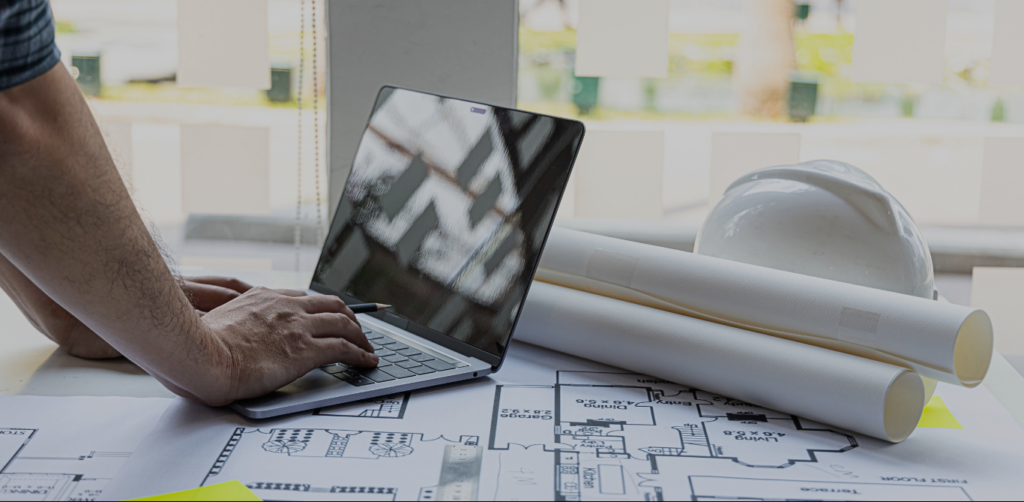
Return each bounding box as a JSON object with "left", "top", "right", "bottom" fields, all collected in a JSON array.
[
  {"left": 883, "top": 370, "right": 927, "bottom": 443},
  {"left": 952, "top": 310, "right": 994, "bottom": 389}
]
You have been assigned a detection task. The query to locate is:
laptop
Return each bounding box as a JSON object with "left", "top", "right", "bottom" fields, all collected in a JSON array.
[{"left": 231, "top": 86, "right": 585, "bottom": 418}]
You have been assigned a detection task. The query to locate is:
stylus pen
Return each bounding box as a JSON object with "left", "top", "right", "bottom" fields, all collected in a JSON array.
[{"left": 348, "top": 303, "right": 392, "bottom": 314}]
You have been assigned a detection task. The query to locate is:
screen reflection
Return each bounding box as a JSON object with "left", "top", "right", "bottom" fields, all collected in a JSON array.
[{"left": 313, "top": 87, "right": 584, "bottom": 357}]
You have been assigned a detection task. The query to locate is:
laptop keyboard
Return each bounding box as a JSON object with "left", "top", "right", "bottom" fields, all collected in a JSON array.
[{"left": 320, "top": 327, "right": 469, "bottom": 386}]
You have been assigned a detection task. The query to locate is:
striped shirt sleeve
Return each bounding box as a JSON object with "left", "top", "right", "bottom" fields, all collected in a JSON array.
[{"left": 0, "top": 0, "right": 62, "bottom": 91}]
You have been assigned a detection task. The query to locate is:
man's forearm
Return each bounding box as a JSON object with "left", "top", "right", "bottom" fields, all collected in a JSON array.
[
  {"left": 0, "top": 250, "right": 121, "bottom": 358},
  {"left": 0, "top": 64, "right": 225, "bottom": 399}
]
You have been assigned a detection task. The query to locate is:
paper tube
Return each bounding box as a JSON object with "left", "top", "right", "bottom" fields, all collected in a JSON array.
[
  {"left": 516, "top": 282, "right": 926, "bottom": 442},
  {"left": 536, "top": 228, "right": 993, "bottom": 387}
]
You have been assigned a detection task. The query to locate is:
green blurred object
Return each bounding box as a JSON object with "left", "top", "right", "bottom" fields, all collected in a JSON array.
[
  {"left": 266, "top": 65, "right": 292, "bottom": 103},
  {"left": 788, "top": 76, "right": 818, "bottom": 122},
  {"left": 901, "top": 96, "right": 915, "bottom": 118},
  {"left": 572, "top": 76, "right": 600, "bottom": 115},
  {"left": 72, "top": 53, "right": 101, "bottom": 96},
  {"left": 795, "top": 3, "right": 810, "bottom": 21},
  {"left": 992, "top": 98, "right": 1006, "bottom": 122},
  {"left": 644, "top": 80, "right": 658, "bottom": 112},
  {"left": 537, "top": 68, "right": 563, "bottom": 100}
]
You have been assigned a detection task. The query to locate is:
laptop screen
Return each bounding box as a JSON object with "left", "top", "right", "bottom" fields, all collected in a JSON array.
[{"left": 313, "top": 87, "right": 584, "bottom": 359}]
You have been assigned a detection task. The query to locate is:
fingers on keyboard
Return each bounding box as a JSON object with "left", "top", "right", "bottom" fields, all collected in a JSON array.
[{"left": 323, "top": 331, "right": 459, "bottom": 380}]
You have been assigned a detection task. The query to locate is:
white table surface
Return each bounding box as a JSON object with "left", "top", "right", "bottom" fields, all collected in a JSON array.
[{"left": 2, "top": 269, "right": 1024, "bottom": 432}]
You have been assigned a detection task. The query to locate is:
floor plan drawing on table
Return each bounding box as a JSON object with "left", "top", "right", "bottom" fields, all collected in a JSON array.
[
  {"left": 0, "top": 427, "right": 132, "bottom": 501},
  {"left": 100, "top": 343, "right": 1024, "bottom": 502},
  {"left": 488, "top": 371, "right": 861, "bottom": 500},
  {"left": 0, "top": 396, "right": 171, "bottom": 502},
  {"left": 202, "top": 427, "right": 481, "bottom": 500}
]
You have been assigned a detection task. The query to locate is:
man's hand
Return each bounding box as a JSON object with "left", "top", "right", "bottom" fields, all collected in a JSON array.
[
  {"left": 182, "top": 276, "right": 254, "bottom": 313},
  {"left": 198, "top": 288, "right": 379, "bottom": 405}
]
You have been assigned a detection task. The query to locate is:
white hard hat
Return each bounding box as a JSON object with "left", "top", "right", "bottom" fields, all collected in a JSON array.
[{"left": 695, "top": 160, "right": 936, "bottom": 300}]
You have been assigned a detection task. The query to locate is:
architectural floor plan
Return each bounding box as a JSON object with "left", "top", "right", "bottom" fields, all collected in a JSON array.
[
  {"left": 203, "top": 427, "right": 480, "bottom": 500},
  {"left": 0, "top": 427, "right": 130, "bottom": 502},
  {"left": 103, "top": 343, "right": 1024, "bottom": 501},
  {"left": 488, "top": 370, "right": 860, "bottom": 500},
  {"left": 0, "top": 397, "right": 170, "bottom": 502}
]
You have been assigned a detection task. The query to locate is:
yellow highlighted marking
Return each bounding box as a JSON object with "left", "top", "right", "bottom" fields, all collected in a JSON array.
[
  {"left": 131, "top": 480, "right": 261, "bottom": 501},
  {"left": 917, "top": 396, "right": 963, "bottom": 429}
]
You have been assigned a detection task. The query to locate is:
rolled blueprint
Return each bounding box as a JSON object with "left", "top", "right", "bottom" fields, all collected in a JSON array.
[
  {"left": 516, "top": 282, "right": 926, "bottom": 442},
  {"left": 535, "top": 228, "right": 994, "bottom": 387}
]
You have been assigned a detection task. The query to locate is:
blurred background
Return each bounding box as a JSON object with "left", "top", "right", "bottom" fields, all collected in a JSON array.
[
  {"left": 49, "top": 0, "right": 1024, "bottom": 310},
  {"left": 520, "top": 0, "right": 1009, "bottom": 230},
  {"left": 51, "top": 0, "right": 329, "bottom": 274}
]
